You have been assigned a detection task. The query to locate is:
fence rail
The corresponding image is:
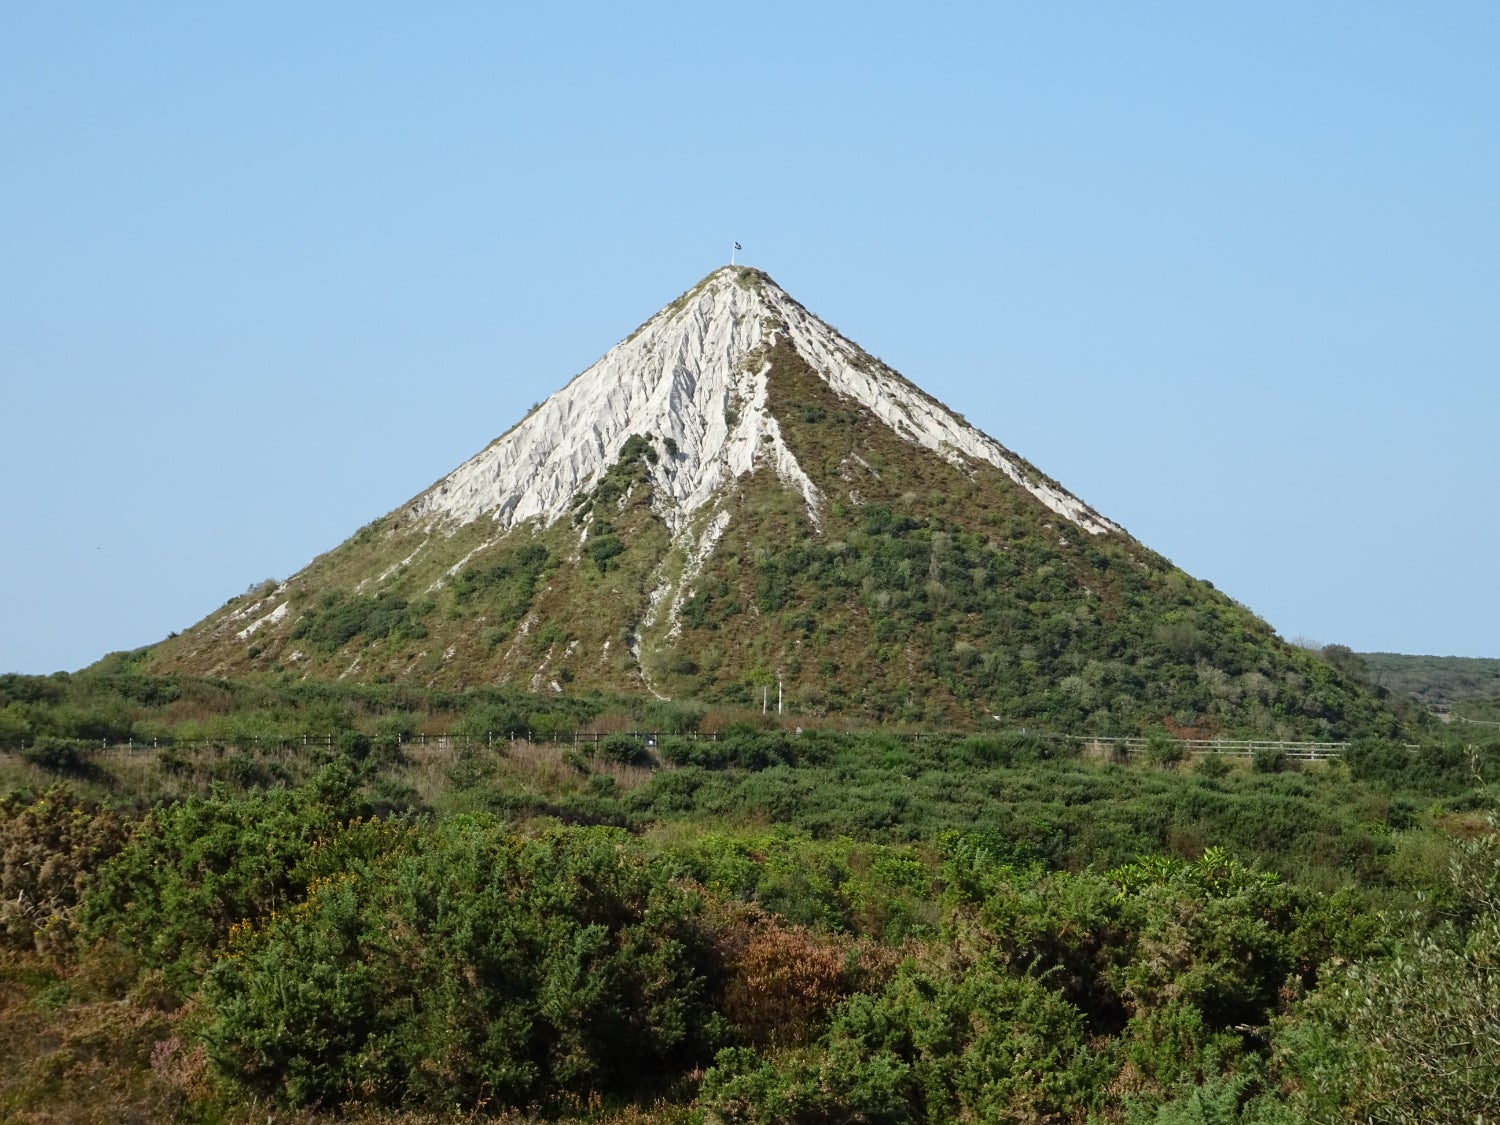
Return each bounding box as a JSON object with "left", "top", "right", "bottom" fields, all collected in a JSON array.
[
  {"left": 1061, "top": 735, "right": 1348, "bottom": 761},
  {"left": 0, "top": 728, "right": 1356, "bottom": 761},
  {"left": 0, "top": 730, "right": 719, "bottom": 755}
]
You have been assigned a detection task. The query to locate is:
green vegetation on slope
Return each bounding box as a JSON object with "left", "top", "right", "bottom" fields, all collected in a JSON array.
[
  {"left": 125, "top": 334, "right": 1411, "bottom": 740},
  {"left": 634, "top": 337, "right": 1411, "bottom": 737},
  {"left": 1360, "top": 650, "right": 1500, "bottom": 709},
  {"left": 1, "top": 684, "right": 1496, "bottom": 1122}
]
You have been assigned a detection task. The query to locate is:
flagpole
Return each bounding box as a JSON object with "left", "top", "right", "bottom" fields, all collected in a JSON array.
[{"left": 731, "top": 241, "right": 737, "bottom": 266}]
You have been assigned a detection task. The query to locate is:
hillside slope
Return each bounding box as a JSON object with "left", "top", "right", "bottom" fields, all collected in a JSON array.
[{"left": 141, "top": 268, "right": 1403, "bottom": 737}]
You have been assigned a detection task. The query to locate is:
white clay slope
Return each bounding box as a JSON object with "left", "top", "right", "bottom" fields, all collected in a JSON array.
[{"left": 410, "top": 268, "right": 1118, "bottom": 538}]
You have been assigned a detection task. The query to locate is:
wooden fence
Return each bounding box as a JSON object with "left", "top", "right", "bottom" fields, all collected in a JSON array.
[
  {"left": 1, "top": 729, "right": 1354, "bottom": 761},
  {"left": 1059, "top": 735, "right": 1347, "bottom": 761}
]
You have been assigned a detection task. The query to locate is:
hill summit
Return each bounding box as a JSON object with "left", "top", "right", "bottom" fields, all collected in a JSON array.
[
  {"left": 411, "top": 267, "right": 1117, "bottom": 540},
  {"left": 143, "top": 267, "right": 1399, "bottom": 736}
]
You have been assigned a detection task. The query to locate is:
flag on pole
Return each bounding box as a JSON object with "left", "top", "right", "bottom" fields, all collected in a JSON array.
[{"left": 734, "top": 242, "right": 742, "bottom": 250}]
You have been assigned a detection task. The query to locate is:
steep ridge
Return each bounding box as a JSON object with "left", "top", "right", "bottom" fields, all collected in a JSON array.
[{"left": 140, "top": 268, "right": 1401, "bottom": 737}]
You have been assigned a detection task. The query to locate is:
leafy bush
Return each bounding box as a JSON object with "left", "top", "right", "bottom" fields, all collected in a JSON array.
[
  {"left": 1195, "top": 754, "right": 1231, "bottom": 778},
  {"left": 640, "top": 699, "right": 706, "bottom": 734},
  {"left": 1107, "top": 848, "right": 1304, "bottom": 1034},
  {"left": 289, "top": 591, "right": 428, "bottom": 652},
  {"left": 204, "top": 820, "right": 722, "bottom": 1111},
  {"left": 1146, "top": 729, "right": 1186, "bottom": 768},
  {"left": 450, "top": 543, "right": 552, "bottom": 639},
  {"left": 79, "top": 768, "right": 364, "bottom": 988},
  {"left": 586, "top": 524, "right": 626, "bottom": 571},
  {"left": 19, "top": 737, "right": 93, "bottom": 775},
  {"left": 0, "top": 786, "right": 127, "bottom": 958},
  {"left": 1281, "top": 828, "right": 1500, "bottom": 1123},
  {"left": 708, "top": 901, "right": 855, "bottom": 1048},
  {"left": 1251, "top": 747, "right": 1290, "bottom": 774},
  {"left": 659, "top": 730, "right": 798, "bottom": 772},
  {"left": 701, "top": 959, "right": 1106, "bottom": 1124},
  {"left": 602, "top": 731, "right": 648, "bottom": 766}
]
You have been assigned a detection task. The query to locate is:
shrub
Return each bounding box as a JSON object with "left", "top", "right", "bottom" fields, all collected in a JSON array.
[
  {"left": 1146, "top": 729, "right": 1186, "bottom": 768},
  {"left": 0, "top": 786, "right": 128, "bottom": 959},
  {"left": 708, "top": 902, "right": 854, "bottom": 1048},
  {"left": 445, "top": 744, "right": 494, "bottom": 789},
  {"left": 1280, "top": 829, "right": 1500, "bottom": 1122},
  {"left": 335, "top": 730, "right": 373, "bottom": 760},
  {"left": 1194, "top": 754, "right": 1231, "bottom": 778},
  {"left": 204, "top": 820, "right": 722, "bottom": 1111},
  {"left": 602, "top": 732, "right": 648, "bottom": 766},
  {"left": 19, "top": 737, "right": 93, "bottom": 775},
  {"left": 1106, "top": 849, "right": 1303, "bottom": 1033},
  {"left": 79, "top": 771, "right": 363, "bottom": 989},
  {"left": 586, "top": 523, "right": 626, "bottom": 572},
  {"left": 367, "top": 778, "right": 420, "bottom": 818},
  {"left": 642, "top": 700, "right": 707, "bottom": 734},
  {"left": 0, "top": 707, "right": 31, "bottom": 745},
  {"left": 662, "top": 652, "right": 701, "bottom": 676},
  {"left": 701, "top": 960, "right": 1105, "bottom": 1123},
  {"left": 289, "top": 591, "right": 427, "bottom": 652},
  {"left": 715, "top": 731, "right": 795, "bottom": 771},
  {"left": 212, "top": 750, "right": 286, "bottom": 790},
  {"left": 1252, "top": 747, "right": 1290, "bottom": 774}
]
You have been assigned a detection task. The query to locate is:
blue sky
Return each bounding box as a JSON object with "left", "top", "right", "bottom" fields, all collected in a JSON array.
[{"left": 3, "top": 2, "right": 1496, "bottom": 673}]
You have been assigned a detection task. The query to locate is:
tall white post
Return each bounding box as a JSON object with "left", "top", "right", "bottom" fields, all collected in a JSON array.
[{"left": 731, "top": 241, "right": 737, "bottom": 266}]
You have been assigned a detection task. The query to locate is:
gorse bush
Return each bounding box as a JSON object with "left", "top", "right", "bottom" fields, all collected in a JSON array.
[
  {"left": 290, "top": 590, "right": 428, "bottom": 652},
  {"left": 1280, "top": 826, "right": 1500, "bottom": 1123},
  {"left": 19, "top": 736, "right": 94, "bottom": 775},
  {"left": 79, "top": 763, "right": 365, "bottom": 989},
  {"left": 0, "top": 785, "right": 127, "bottom": 959},
  {"left": 602, "top": 731, "right": 648, "bottom": 765},
  {"left": 707, "top": 900, "right": 856, "bottom": 1048},
  {"left": 702, "top": 959, "right": 1107, "bottom": 1124},
  {"left": 204, "top": 818, "right": 723, "bottom": 1111}
]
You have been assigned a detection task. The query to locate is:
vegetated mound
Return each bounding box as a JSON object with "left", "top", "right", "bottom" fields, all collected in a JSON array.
[
  {"left": 136, "top": 268, "right": 1406, "bottom": 739},
  {"left": 4, "top": 708, "right": 1497, "bottom": 1123},
  {"left": 1360, "top": 651, "right": 1500, "bottom": 710}
]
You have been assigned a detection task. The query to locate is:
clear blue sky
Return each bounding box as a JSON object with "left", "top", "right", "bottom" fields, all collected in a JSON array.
[{"left": 3, "top": 3, "right": 1496, "bottom": 673}]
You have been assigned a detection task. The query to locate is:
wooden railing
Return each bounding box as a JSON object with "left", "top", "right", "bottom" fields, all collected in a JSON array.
[{"left": 1, "top": 729, "right": 1357, "bottom": 761}]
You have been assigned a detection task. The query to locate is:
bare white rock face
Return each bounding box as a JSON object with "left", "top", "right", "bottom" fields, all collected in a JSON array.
[{"left": 409, "top": 268, "right": 1118, "bottom": 538}]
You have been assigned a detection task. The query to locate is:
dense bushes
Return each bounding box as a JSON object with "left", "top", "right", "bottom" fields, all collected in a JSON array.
[
  {"left": 697, "top": 843, "right": 1334, "bottom": 1124},
  {"left": 1280, "top": 826, "right": 1500, "bottom": 1122},
  {"left": 703, "top": 962, "right": 1105, "bottom": 1124},
  {"left": 451, "top": 542, "right": 552, "bottom": 629},
  {"left": 79, "top": 764, "right": 365, "bottom": 987},
  {"left": 204, "top": 819, "right": 723, "bottom": 1111},
  {"left": 659, "top": 728, "right": 801, "bottom": 771},
  {"left": 3, "top": 702, "right": 1494, "bottom": 1122},
  {"left": 0, "top": 786, "right": 127, "bottom": 958},
  {"left": 290, "top": 591, "right": 429, "bottom": 652},
  {"left": 18, "top": 736, "right": 95, "bottom": 774}
]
